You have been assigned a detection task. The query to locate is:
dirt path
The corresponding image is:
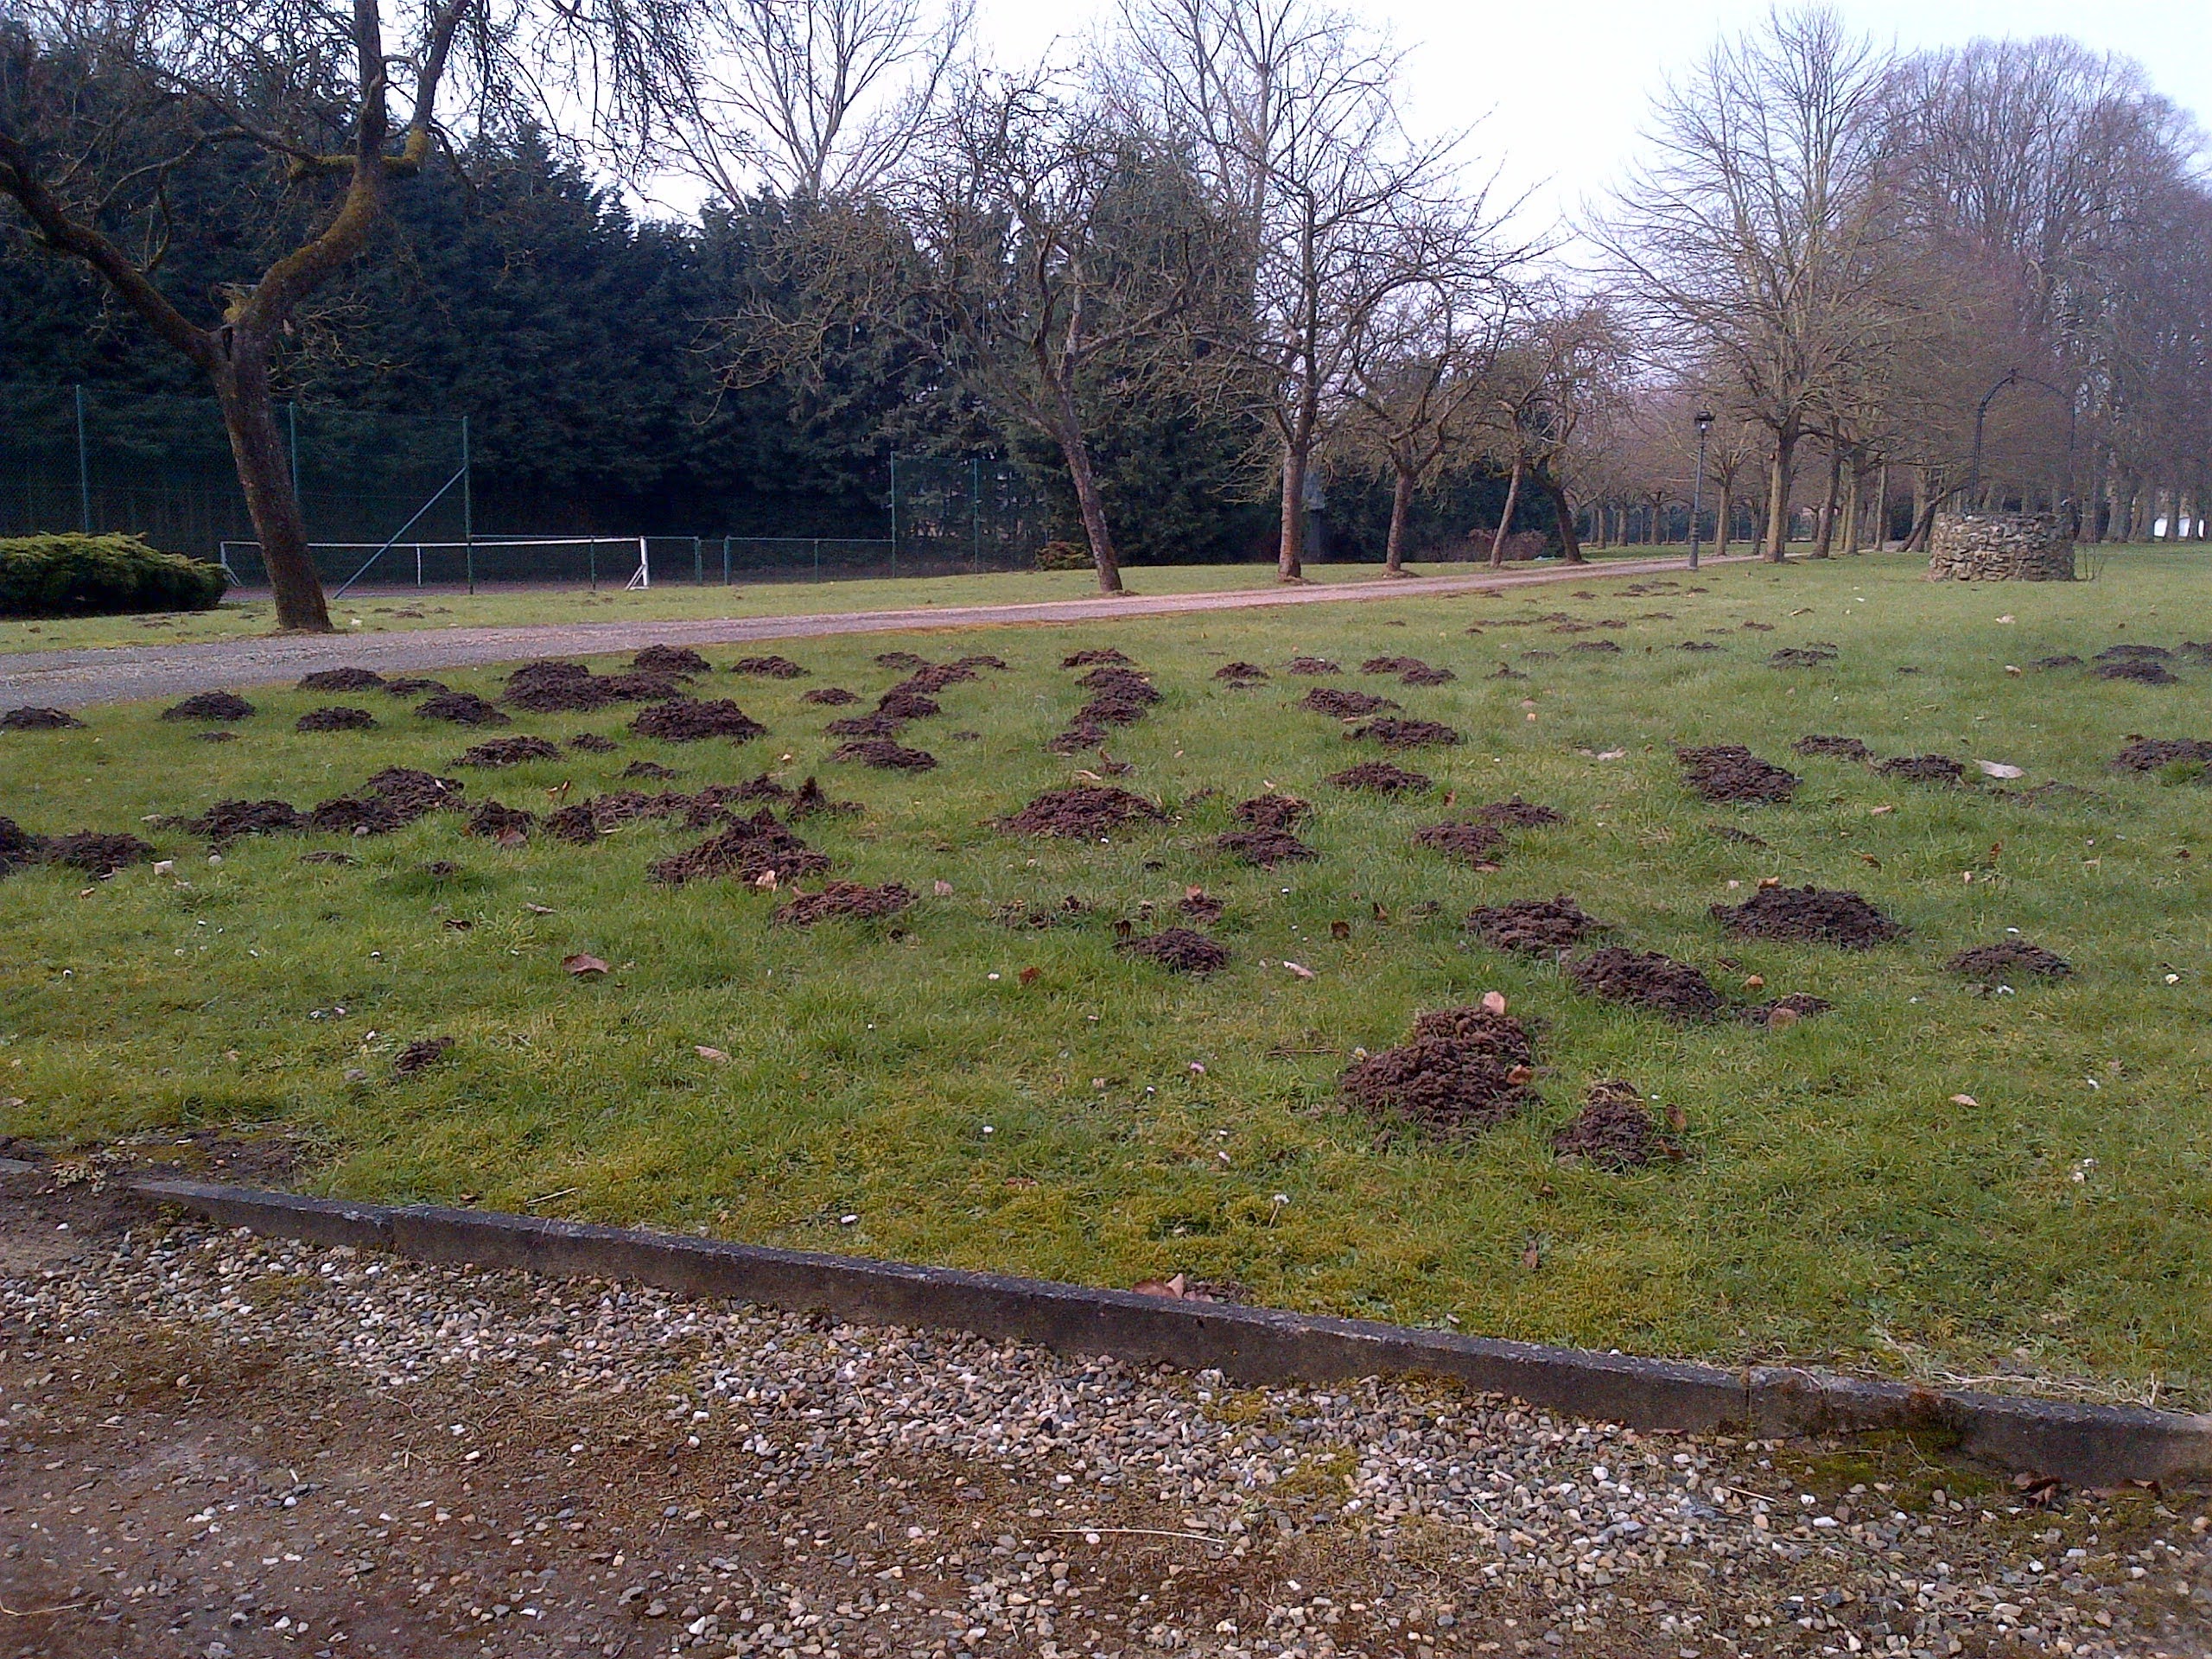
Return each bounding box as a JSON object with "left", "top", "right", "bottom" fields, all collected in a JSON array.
[{"left": 0, "top": 556, "right": 1745, "bottom": 710}]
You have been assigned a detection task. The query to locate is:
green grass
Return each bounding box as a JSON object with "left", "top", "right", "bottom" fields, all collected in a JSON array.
[
  {"left": 3, "top": 549, "right": 2209, "bottom": 1404},
  {"left": 0, "top": 550, "right": 1674, "bottom": 654}
]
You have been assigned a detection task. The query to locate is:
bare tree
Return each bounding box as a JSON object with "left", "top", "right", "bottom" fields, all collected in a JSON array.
[
  {"left": 0, "top": 0, "right": 694, "bottom": 631},
  {"left": 1477, "top": 293, "right": 1624, "bottom": 566},
  {"left": 1600, "top": 6, "right": 1909, "bottom": 562},
  {"left": 669, "top": 0, "right": 969, "bottom": 202}
]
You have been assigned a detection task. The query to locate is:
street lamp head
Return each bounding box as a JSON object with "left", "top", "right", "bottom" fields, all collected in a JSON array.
[{"left": 1694, "top": 410, "right": 1714, "bottom": 433}]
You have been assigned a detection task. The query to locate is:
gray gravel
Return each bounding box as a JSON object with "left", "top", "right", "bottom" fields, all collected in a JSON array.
[{"left": 6, "top": 1211, "right": 2210, "bottom": 1658}]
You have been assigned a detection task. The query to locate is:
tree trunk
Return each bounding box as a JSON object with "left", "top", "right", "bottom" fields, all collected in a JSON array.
[
  {"left": 1811, "top": 443, "right": 1841, "bottom": 556},
  {"left": 1715, "top": 486, "right": 1733, "bottom": 556},
  {"left": 1761, "top": 431, "right": 1797, "bottom": 561},
  {"left": 1872, "top": 463, "right": 1889, "bottom": 550},
  {"left": 1058, "top": 419, "right": 1123, "bottom": 594},
  {"left": 1487, "top": 456, "right": 1524, "bottom": 569},
  {"left": 1384, "top": 466, "right": 1414, "bottom": 574},
  {"left": 1550, "top": 478, "right": 1586, "bottom": 564},
  {"left": 1276, "top": 442, "right": 1306, "bottom": 581},
  {"left": 215, "top": 355, "right": 332, "bottom": 632}
]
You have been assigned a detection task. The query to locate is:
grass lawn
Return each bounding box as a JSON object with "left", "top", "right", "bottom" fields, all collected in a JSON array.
[
  {"left": 3, "top": 548, "right": 2209, "bottom": 1404},
  {"left": 2, "top": 549, "right": 1680, "bottom": 655}
]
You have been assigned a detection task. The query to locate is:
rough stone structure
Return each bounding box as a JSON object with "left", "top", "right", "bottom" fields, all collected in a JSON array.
[{"left": 1927, "top": 510, "right": 2075, "bottom": 581}]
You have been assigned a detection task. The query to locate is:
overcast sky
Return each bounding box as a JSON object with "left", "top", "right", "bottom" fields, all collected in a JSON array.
[{"left": 975, "top": 0, "right": 2210, "bottom": 245}]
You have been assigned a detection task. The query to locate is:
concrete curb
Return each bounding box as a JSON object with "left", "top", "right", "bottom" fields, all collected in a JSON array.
[{"left": 74, "top": 1173, "right": 2208, "bottom": 1487}]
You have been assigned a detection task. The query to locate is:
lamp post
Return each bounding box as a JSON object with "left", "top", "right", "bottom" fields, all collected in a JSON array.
[{"left": 1688, "top": 409, "right": 1714, "bottom": 570}]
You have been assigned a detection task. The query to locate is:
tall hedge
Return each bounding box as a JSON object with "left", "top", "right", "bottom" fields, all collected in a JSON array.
[{"left": 0, "top": 533, "right": 231, "bottom": 618}]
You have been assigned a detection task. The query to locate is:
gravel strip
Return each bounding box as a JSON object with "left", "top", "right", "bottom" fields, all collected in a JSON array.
[{"left": 4, "top": 1201, "right": 2209, "bottom": 1659}]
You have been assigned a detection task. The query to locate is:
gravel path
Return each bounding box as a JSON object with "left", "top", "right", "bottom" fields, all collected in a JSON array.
[
  {"left": 3, "top": 1165, "right": 2208, "bottom": 1659},
  {"left": 0, "top": 556, "right": 1742, "bottom": 711}
]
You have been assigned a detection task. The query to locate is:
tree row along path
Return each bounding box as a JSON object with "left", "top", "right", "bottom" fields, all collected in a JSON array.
[{"left": 0, "top": 555, "right": 1745, "bottom": 710}]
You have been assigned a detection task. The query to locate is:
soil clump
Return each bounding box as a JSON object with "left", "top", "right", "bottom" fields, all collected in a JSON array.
[
  {"left": 1061, "top": 648, "right": 1130, "bottom": 667},
  {"left": 1676, "top": 744, "right": 1801, "bottom": 804},
  {"left": 1, "top": 706, "right": 83, "bottom": 729},
  {"left": 1233, "top": 792, "right": 1311, "bottom": 831},
  {"left": 786, "top": 777, "right": 861, "bottom": 819},
  {"left": 632, "top": 698, "right": 767, "bottom": 742},
  {"left": 415, "top": 690, "right": 509, "bottom": 726},
  {"left": 1551, "top": 1080, "right": 1686, "bottom": 1170},
  {"left": 1328, "top": 760, "right": 1432, "bottom": 794},
  {"left": 1413, "top": 821, "right": 1505, "bottom": 865},
  {"left": 1116, "top": 927, "right": 1230, "bottom": 974},
  {"left": 467, "top": 802, "right": 536, "bottom": 840},
  {"left": 450, "top": 736, "right": 562, "bottom": 768},
  {"left": 297, "top": 668, "right": 385, "bottom": 692},
  {"left": 1768, "top": 646, "right": 1838, "bottom": 667},
  {"left": 1711, "top": 884, "right": 1901, "bottom": 947},
  {"left": 1002, "top": 785, "right": 1165, "bottom": 836},
  {"left": 162, "top": 691, "right": 255, "bottom": 721},
  {"left": 995, "top": 894, "right": 1093, "bottom": 928},
  {"left": 186, "top": 799, "right": 306, "bottom": 842},
  {"left": 2031, "top": 655, "right": 2084, "bottom": 671},
  {"left": 1214, "top": 662, "right": 1269, "bottom": 682},
  {"left": 825, "top": 712, "right": 908, "bottom": 738},
  {"left": 1178, "top": 889, "right": 1225, "bottom": 923},
  {"left": 774, "top": 881, "right": 915, "bottom": 926},
  {"left": 729, "top": 654, "right": 807, "bottom": 678},
  {"left": 874, "top": 689, "right": 942, "bottom": 721},
  {"left": 391, "top": 1037, "right": 454, "bottom": 1077},
  {"left": 1567, "top": 947, "right": 1724, "bottom": 1021},
  {"left": 2113, "top": 738, "right": 2212, "bottom": 771},
  {"left": 1339, "top": 1006, "right": 1538, "bottom": 1140},
  {"left": 1465, "top": 896, "right": 1598, "bottom": 953},
  {"left": 295, "top": 706, "right": 378, "bottom": 733},
  {"left": 1947, "top": 940, "right": 2072, "bottom": 979},
  {"left": 832, "top": 738, "right": 936, "bottom": 770},
  {"left": 1794, "top": 734, "right": 1872, "bottom": 761},
  {"left": 634, "top": 645, "right": 711, "bottom": 677},
  {"left": 2098, "top": 658, "right": 2178, "bottom": 684},
  {"left": 384, "top": 677, "right": 447, "bottom": 697},
  {"left": 1299, "top": 687, "right": 1401, "bottom": 719},
  {"left": 620, "top": 760, "right": 677, "bottom": 780},
  {"left": 1739, "top": 994, "right": 1833, "bottom": 1026},
  {"left": 874, "top": 651, "right": 928, "bottom": 670},
  {"left": 42, "top": 830, "right": 156, "bottom": 874},
  {"left": 567, "top": 732, "right": 619, "bottom": 753},
  {"left": 1878, "top": 753, "right": 1965, "bottom": 785},
  {"left": 1216, "top": 829, "right": 1317, "bottom": 867},
  {"left": 648, "top": 809, "right": 829, "bottom": 887},
  {"left": 801, "top": 687, "right": 859, "bottom": 706},
  {"left": 1471, "top": 796, "right": 1563, "bottom": 829},
  {"left": 1284, "top": 656, "right": 1341, "bottom": 674}
]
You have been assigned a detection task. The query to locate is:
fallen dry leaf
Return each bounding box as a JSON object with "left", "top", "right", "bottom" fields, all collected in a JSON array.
[
  {"left": 753, "top": 870, "right": 779, "bottom": 890},
  {"left": 1975, "top": 760, "right": 2025, "bottom": 779},
  {"left": 1949, "top": 1093, "right": 1979, "bottom": 1108},
  {"left": 1859, "top": 852, "right": 1882, "bottom": 868},
  {"left": 1996, "top": 613, "right": 2015, "bottom": 624},
  {"left": 1480, "top": 989, "right": 1509, "bottom": 1014},
  {"left": 525, "top": 903, "right": 556, "bottom": 914},
  {"left": 2005, "top": 664, "right": 2024, "bottom": 676},
  {"left": 932, "top": 879, "right": 954, "bottom": 896},
  {"left": 1132, "top": 1274, "right": 1187, "bottom": 1300},
  {"left": 1665, "top": 1103, "right": 1688, "bottom": 1132},
  {"left": 1506, "top": 1065, "right": 1534, "bottom": 1084},
  {"left": 695, "top": 1045, "right": 730, "bottom": 1062},
  {"left": 1871, "top": 804, "right": 1896, "bottom": 815},
  {"left": 1757, "top": 874, "right": 1782, "bottom": 889},
  {"left": 1281, "top": 959, "right": 1315, "bottom": 980},
  {"left": 563, "top": 953, "right": 609, "bottom": 976},
  {"left": 1742, "top": 974, "right": 1765, "bottom": 989},
  {"left": 1520, "top": 1241, "right": 1543, "bottom": 1271},
  {"left": 1018, "top": 966, "right": 1041, "bottom": 987},
  {"left": 1330, "top": 919, "right": 1351, "bottom": 939},
  {"left": 1766, "top": 1006, "right": 1800, "bottom": 1030}
]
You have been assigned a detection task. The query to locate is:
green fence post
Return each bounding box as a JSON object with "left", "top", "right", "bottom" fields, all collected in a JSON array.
[
  {"left": 73, "top": 385, "right": 91, "bottom": 532},
  {"left": 588, "top": 537, "right": 598, "bottom": 592},
  {"left": 722, "top": 536, "right": 731, "bottom": 585},
  {"left": 972, "top": 455, "right": 982, "bottom": 573},
  {"left": 461, "top": 415, "right": 475, "bottom": 594},
  {"left": 888, "top": 454, "right": 898, "bottom": 579},
  {"left": 693, "top": 536, "right": 702, "bottom": 585}
]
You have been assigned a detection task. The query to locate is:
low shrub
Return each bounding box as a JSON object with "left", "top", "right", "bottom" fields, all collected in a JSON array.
[
  {"left": 1033, "top": 540, "right": 1094, "bottom": 572},
  {"left": 0, "top": 533, "right": 230, "bottom": 618}
]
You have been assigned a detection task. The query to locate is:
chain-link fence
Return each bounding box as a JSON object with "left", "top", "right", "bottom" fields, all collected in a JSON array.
[{"left": 3, "top": 383, "right": 1055, "bottom": 588}]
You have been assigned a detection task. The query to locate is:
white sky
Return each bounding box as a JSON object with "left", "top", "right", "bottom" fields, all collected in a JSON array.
[{"left": 978, "top": 0, "right": 2211, "bottom": 246}]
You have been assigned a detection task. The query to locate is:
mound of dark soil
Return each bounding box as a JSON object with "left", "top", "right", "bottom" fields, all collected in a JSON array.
[
  {"left": 632, "top": 699, "right": 766, "bottom": 742},
  {"left": 391, "top": 1036, "right": 454, "bottom": 1077},
  {"left": 2113, "top": 737, "right": 2212, "bottom": 771},
  {"left": 0, "top": 815, "right": 44, "bottom": 874},
  {"left": 1878, "top": 753, "right": 1965, "bottom": 785},
  {"left": 307, "top": 798, "right": 404, "bottom": 836},
  {"left": 194, "top": 731, "right": 238, "bottom": 743},
  {"left": 1179, "top": 889, "right": 1224, "bottom": 923},
  {"left": 1076, "top": 665, "right": 1160, "bottom": 702},
  {"left": 1340, "top": 1007, "right": 1537, "bottom": 1139},
  {"left": 635, "top": 645, "right": 711, "bottom": 677},
  {"left": 1328, "top": 760, "right": 1432, "bottom": 794},
  {"left": 1078, "top": 696, "right": 1153, "bottom": 728},
  {"left": 1740, "top": 993, "right": 1833, "bottom": 1026},
  {"left": 1768, "top": 646, "right": 1838, "bottom": 668},
  {"left": 366, "top": 767, "right": 466, "bottom": 818},
  {"left": 43, "top": 830, "right": 156, "bottom": 874},
  {"left": 187, "top": 799, "right": 305, "bottom": 842},
  {"left": 1116, "top": 927, "right": 1230, "bottom": 974},
  {"left": 833, "top": 738, "right": 936, "bottom": 770},
  {"left": 1413, "top": 821, "right": 1505, "bottom": 865},
  {"left": 620, "top": 760, "right": 678, "bottom": 780},
  {"left": 1061, "top": 648, "right": 1131, "bottom": 668},
  {"left": 416, "top": 690, "right": 510, "bottom": 727},
  {"left": 826, "top": 712, "right": 908, "bottom": 738},
  {"left": 1488, "top": 665, "right": 1528, "bottom": 679},
  {"left": 2098, "top": 644, "right": 2171, "bottom": 661},
  {"left": 1551, "top": 1080, "right": 1685, "bottom": 1170},
  {"left": 541, "top": 671, "right": 686, "bottom": 713},
  {"left": 1349, "top": 718, "right": 1459, "bottom": 750},
  {"left": 567, "top": 733, "right": 619, "bottom": 753},
  {"left": 874, "top": 690, "right": 942, "bottom": 721},
  {"left": 1299, "top": 687, "right": 1399, "bottom": 718},
  {"left": 467, "top": 802, "right": 536, "bottom": 840},
  {"left": 2098, "top": 658, "right": 2178, "bottom": 684},
  {"left": 1567, "top": 947, "right": 1724, "bottom": 1021},
  {"left": 1471, "top": 796, "right": 1564, "bottom": 829},
  {"left": 648, "top": 808, "right": 829, "bottom": 887},
  {"left": 1217, "top": 829, "right": 1317, "bottom": 867},
  {"left": 875, "top": 651, "right": 929, "bottom": 670},
  {"left": 952, "top": 653, "right": 1010, "bottom": 671},
  {"left": 297, "top": 850, "right": 357, "bottom": 867},
  {"left": 718, "top": 774, "right": 791, "bottom": 804},
  {"left": 802, "top": 687, "right": 859, "bottom": 706},
  {"left": 729, "top": 654, "right": 807, "bottom": 678},
  {"left": 448, "top": 737, "right": 561, "bottom": 769},
  {"left": 1465, "top": 895, "right": 1599, "bottom": 954},
  {"left": 1676, "top": 640, "right": 1723, "bottom": 652},
  {"left": 1568, "top": 640, "right": 1623, "bottom": 656},
  {"left": 1045, "top": 721, "right": 1108, "bottom": 754},
  {"left": 1284, "top": 656, "right": 1341, "bottom": 675},
  {"left": 1711, "top": 884, "right": 1901, "bottom": 947},
  {"left": 1947, "top": 940, "right": 2072, "bottom": 979},
  {"left": 1003, "top": 785, "right": 1165, "bottom": 836},
  {"left": 1, "top": 706, "right": 83, "bottom": 730},
  {"left": 1214, "top": 662, "right": 1269, "bottom": 682},
  {"left": 162, "top": 691, "right": 255, "bottom": 722},
  {"left": 996, "top": 894, "right": 1093, "bottom": 928},
  {"left": 295, "top": 706, "right": 377, "bottom": 733},
  {"left": 1677, "top": 745, "right": 1801, "bottom": 804},
  {"left": 384, "top": 677, "right": 447, "bottom": 697},
  {"left": 1233, "top": 792, "right": 1312, "bottom": 831},
  {"left": 894, "top": 664, "right": 982, "bottom": 694},
  {"left": 1360, "top": 655, "right": 1433, "bottom": 677},
  {"left": 2031, "top": 655, "right": 2085, "bottom": 671},
  {"left": 774, "top": 880, "right": 915, "bottom": 926},
  {"left": 1794, "top": 734, "right": 1872, "bottom": 761},
  {"left": 786, "top": 777, "right": 861, "bottom": 819},
  {"left": 297, "top": 668, "right": 385, "bottom": 692},
  {"left": 542, "top": 804, "right": 600, "bottom": 844}
]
